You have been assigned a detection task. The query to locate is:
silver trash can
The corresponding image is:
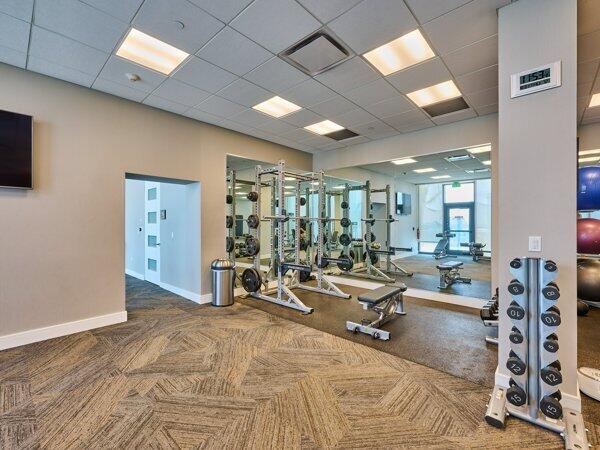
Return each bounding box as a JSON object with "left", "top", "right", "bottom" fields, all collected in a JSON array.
[{"left": 211, "top": 259, "right": 236, "bottom": 307}]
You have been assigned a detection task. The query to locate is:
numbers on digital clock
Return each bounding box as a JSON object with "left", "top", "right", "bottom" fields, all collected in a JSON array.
[{"left": 520, "top": 69, "right": 551, "bottom": 85}]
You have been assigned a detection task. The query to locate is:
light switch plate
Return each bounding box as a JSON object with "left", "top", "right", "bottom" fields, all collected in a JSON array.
[{"left": 529, "top": 236, "right": 542, "bottom": 252}]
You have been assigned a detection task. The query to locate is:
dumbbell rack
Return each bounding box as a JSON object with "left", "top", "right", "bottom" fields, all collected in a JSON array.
[{"left": 485, "top": 257, "right": 588, "bottom": 449}]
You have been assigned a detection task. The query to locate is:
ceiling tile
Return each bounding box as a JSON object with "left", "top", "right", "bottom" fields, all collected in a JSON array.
[
  {"left": 387, "top": 57, "right": 452, "bottom": 94},
  {"left": 152, "top": 78, "right": 211, "bottom": 107},
  {"left": 578, "top": 0, "right": 600, "bottom": 36},
  {"left": 328, "top": 0, "right": 418, "bottom": 54},
  {"left": 0, "top": 0, "right": 33, "bottom": 22},
  {"left": 183, "top": 108, "right": 224, "bottom": 124},
  {"left": 578, "top": 60, "right": 599, "bottom": 85},
  {"left": 578, "top": 29, "right": 600, "bottom": 64},
  {"left": 281, "top": 78, "right": 336, "bottom": 107},
  {"left": 92, "top": 78, "right": 148, "bottom": 102},
  {"left": 464, "top": 86, "right": 498, "bottom": 108},
  {"left": 29, "top": 26, "right": 108, "bottom": 76},
  {"left": 455, "top": 64, "right": 498, "bottom": 95},
  {"left": 230, "top": 0, "right": 321, "bottom": 53},
  {"left": 219, "top": 119, "right": 256, "bottom": 134},
  {"left": 188, "top": 0, "right": 253, "bottom": 22},
  {"left": 0, "top": 12, "right": 30, "bottom": 52},
  {"left": 27, "top": 55, "right": 98, "bottom": 87},
  {"left": 296, "top": 0, "right": 362, "bottom": 23},
  {"left": 422, "top": 0, "right": 508, "bottom": 55},
  {"left": 383, "top": 109, "right": 431, "bottom": 130},
  {"left": 229, "top": 108, "right": 272, "bottom": 127},
  {"left": 351, "top": 120, "right": 397, "bottom": 139},
  {"left": 363, "top": 95, "right": 414, "bottom": 118},
  {"left": 396, "top": 120, "right": 435, "bottom": 134},
  {"left": 280, "top": 127, "right": 317, "bottom": 142},
  {"left": 254, "top": 118, "right": 297, "bottom": 135},
  {"left": 332, "top": 108, "right": 377, "bottom": 128},
  {"left": 244, "top": 56, "right": 309, "bottom": 93},
  {"left": 196, "top": 26, "right": 272, "bottom": 76},
  {"left": 443, "top": 34, "right": 497, "bottom": 77},
  {"left": 195, "top": 95, "right": 246, "bottom": 117},
  {"left": 281, "top": 109, "right": 323, "bottom": 127},
  {"left": 35, "top": 0, "right": 128, "bottom": 53},
  {"left": 172, "top": 56, "right": 237, "bottom": 92},
  {"left": 310, "top": 95, "right": 357, "bottom": 116},
  {"left": 315, "top": 57, "right": 380, "bottom": 93},
  {"left": 0, "top": 45, "right": 26, "bottom": 68},
  {"left": 404, "top": 0, "right": 471, "bottom": 24},
  {"left": 80, "top": 0, "right": 144, "bottom": 23},
  {"left": 133, "top": 0, "right": 224, "bottom": 54},
  {"left": 143, "top": 94, "right": 190, "bottom": 114},
  {"left": 298, "top": 133, "right": 335, "bottom": 147},
  {"left": 343, "top": 78, "right": 398, "bottom": 107},
  {"left": 217, "top": 78, "right": 272, "bottom": 107},
  {"left": 319, "top": 141, "right": 347, "bottom": 151},
  {"left": 98, "top": 56, "right": 167, "bottom": 93},
  {"left": 431, "top": 107, "right": 477, "bottom": 125},
  {"left": 475, "top": 103, "right": 498, "bottom": 116}
]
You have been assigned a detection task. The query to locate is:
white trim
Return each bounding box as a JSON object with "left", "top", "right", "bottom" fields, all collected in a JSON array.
[
  {"left": 125, "top": 269, "right": 145, "bottom": 280},
  {"left": 158, "top": 281, "right": 201, "bottom": 303},
  {"left": 198, "top": 293, "right": 213, "bottom": 305},
  {"left": 0, "top": 311, "right": 127, "bottom": 351},
  {"left": 325, "top": 275, "right": 486, "bottom": 310}
]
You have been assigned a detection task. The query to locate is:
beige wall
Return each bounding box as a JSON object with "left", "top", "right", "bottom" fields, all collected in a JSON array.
[
  {"left": 0, "top": 63, "right": 311, "bottom": 337},
  {"left": 579, "top": 121, "right": 600, "bottom": 150}
]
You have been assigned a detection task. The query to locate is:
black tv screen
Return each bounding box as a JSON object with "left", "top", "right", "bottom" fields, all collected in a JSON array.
[{"left": 0, "top": 110, "right": 32, "bottom": 189}]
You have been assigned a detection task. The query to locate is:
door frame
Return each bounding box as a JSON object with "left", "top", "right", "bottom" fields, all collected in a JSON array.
[
  {"left": 144, "top": 181, "right": 161, "bottom": 284},
  {"left": 443, "top": 202, "right": 475, "bottom": 255}
]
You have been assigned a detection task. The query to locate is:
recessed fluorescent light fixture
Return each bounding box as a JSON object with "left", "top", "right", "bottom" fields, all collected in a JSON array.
[
  {"left": 332, "top": 185, "right": 346, "bottom": 190},
  {"left": 579, "top": 156, "right": 600, "bottom": 163},
  {"left": 590, "top": 93, "right": 600, "bottom": 108},
  {"left": 482, "top": 160, "right": 491, "bottom": 166},
  {"left": 414, "top": 168, "right": 436, "bottom": 173},
  {"left": 407, "top": 80, "right": 462, "bottom": 108},
  {"left": 253, "top": 96, "right": 301, "bottom": 118},
  {"left": 363, "top": 29, "right": 435, "bottom": 76},
  {"left": 579, "top": 149, "right": 600, "bottom": 156},
  {"left": 116, "top": 28, "right": 189, "bottom": 75},
  {"left": 468, "top": 145, "right": 491, "bottom": 154},
  {"left": 445, "top": 154, "right": 472, "bottom": 162},
  {"left": 431, "top": 175, "right": 451, "bottom": 179},
  {"left": 305, "top": 120, "right": 344, "bottom": 135},
  {"left": 392, "top": 158, "right": 417, "bottom": 165}
]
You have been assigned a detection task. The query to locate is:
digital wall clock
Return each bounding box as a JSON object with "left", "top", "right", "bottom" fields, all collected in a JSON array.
[{"left": 510, "top": 61, "right": 561, "bottom": 98}]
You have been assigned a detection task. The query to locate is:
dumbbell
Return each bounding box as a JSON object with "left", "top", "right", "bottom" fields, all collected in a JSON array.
[
  {"left": 543, "top": 260, "right": 558, "bottom": 273},
  {"left": 540, "top": 361, "right": 562, "bottom": 386},
  {"left": 509, "top": 258, "right": 522, "bottom": 269},
  {"left": 506, "top": 350, "right": 526, "bottom": 376},
  {"left": 541, "top": 282, "right": 560, "bottom": 301},
  {"left": 543, "top": 333, "right": 559, "bottom": 353},
  {"left": 540, "top": 391, "right": 562, "bottom": 419},
  {"left": 508, "top": 279, "right": 525, "bottom": 296},
  {"left": 507, "top": 301, "right": 525, "bottom": 320},
  {"left": 506, "top": 378, "right": 527, "bottom": 407},
  {"left": 509, "top": 327, "right": 524, "bottom": 345},
  {"left": 540, "top": 306, "right": 561, "bottom": 327}
]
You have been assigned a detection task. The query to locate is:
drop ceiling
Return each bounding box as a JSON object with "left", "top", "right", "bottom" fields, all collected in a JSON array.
[{"left": 0, "top": 0, "right": 595, "bottom": 154}]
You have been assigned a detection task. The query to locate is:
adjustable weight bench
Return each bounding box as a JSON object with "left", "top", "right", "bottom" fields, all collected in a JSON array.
[
  {"left": 437, "top": 260, "right": 471, "bottom": 289},
  {"left": 346, "top": 284, "right": 407, "bottom": 340}
]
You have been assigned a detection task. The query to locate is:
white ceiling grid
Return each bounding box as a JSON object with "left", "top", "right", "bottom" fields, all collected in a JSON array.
[{"left": 3, "top": 0, "right": 575, "bottom": 154}]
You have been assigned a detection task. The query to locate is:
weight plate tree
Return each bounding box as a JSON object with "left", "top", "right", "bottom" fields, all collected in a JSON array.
[{"left": 484, "top": 258, "right": 588, "bottom": 448}]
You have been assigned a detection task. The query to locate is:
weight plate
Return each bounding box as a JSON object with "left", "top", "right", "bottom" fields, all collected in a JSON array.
[
  {"left": 226, "top": 194, "right": 233, "bottom": 204},
  {"left": 508, "top": 281, "right": 525, "bottom": 296},
  {"left": 340, "top": 201, "right": 349, "bottom": 209},
  {"left": 542, "top": 285, "right": 560, "bottom": 301},
  {"left": 509, "top": 330, "right": 523, "bottom": 345},
  {"left": 336, "top": 255, "right": 354, "bottom": 272},
  {"left": 299, "top": 197, "right": 306, "bottom": 206},
  {"left": 541, "top": 310, "right": 561, "bottom": 327},
  {"left": 544, "top": 260, "right": 557, "bottom": 272},
  {"left": 314, "top": 254, "right": 329, "bottom": 269},
  {"left": 506, "top": 356, "right": 526, "bottom": 376},
  {"left": 540, "top": 366, "right": 562, "bottom": 386},
  {"left": 226, "top": 215, "right": 233, "bottom": 229},
  {"left": 245, "top": 236, "right": 260, "bottom": 256},
  {"left": 363, "top": 251, "right": 379, "bottom": 266},
  {"left": 540, "top": 396, "right": 562, "bottom": 420},
  {"left": 506, "top": 385, "right": 526, "bottom": 407},
  {"left": 543, "top": 338, "right": 559, "bottom": 353},
  {"left": 226, "top": 236, "right": 234, "bottom": 253},
  {"left": 507, "top": 303, "right": 525, "bottom": 320},
  {"left": 364, "top": 232, "right": 376, "bottom": 242},
  {"left": 247, "top": 191, "right": 259, "bottom": 202},
  {"left": 339, "top": 233, "right": 351, "bottom": 247},
  {"left": 509, "top": 258, "right": 522, "bottom": 269},
  {"left": 241, "top": 268, "right": 262, "bottom": 293},
  {"left": 340, "top": 217, "right": 351, "bottom": 228},
  {"left": 247, "top": 214, "right": 260, "bottom": 229}
]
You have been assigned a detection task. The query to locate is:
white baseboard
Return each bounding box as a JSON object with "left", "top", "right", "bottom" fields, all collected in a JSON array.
[
  {"left": 0, "top": 310, "right": 127, "bottom": 351},
  {"left": 198, "top": 293, "right": 213, "bottom": 305},
  {"left": 158, "top": 281, "right": 202, "bottom": 303},
  {"left": 125, "top": 269, "right": 145, "bottom": 280}
]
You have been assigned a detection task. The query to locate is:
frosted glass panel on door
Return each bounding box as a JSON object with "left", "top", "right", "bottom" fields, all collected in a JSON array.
[
  {"left": 147, "top": 188, "right": 157, "bottom": 201},
  {"left": 147, "top": 258, "right": 157, "bottom": 271},
  {"left": 147, "top": 212, "right": 157, "bottom": 223},
  {"left": 147, "top": 235, "right": 158, "bottom": 247}
]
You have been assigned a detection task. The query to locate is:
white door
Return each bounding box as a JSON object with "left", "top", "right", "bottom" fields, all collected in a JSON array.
[{"left": 144, "top": 182, "right": 161, "bottom": 284}]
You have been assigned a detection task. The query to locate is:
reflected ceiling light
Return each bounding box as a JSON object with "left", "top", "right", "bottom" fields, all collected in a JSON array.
[
  {"left": 285, "top": 176, "right": 295, "bottom": 181},
  {"left": 579, "top": 156, "right": 600, "bottom": 163},
  {"left": 482, "top": 160, "right": 491, "bottom": 165},
  {"left": 467, "top": 144, "right": 491, "bottom": 154},
  {"left": 407, "top": 80, "right": 462, "bottom": 107},
  {"left": 392, "top": 158, "right": 417, "bottom": 165},
  {"left": 363, "top": 29, "right": 435, "bottom": 76},
  {"left": 431, "top": 175, "right": 451, "bottom": 179},
  {"left": 116, "top": 28, "right": 189, "bottom": 75},
  {"left": 332, "top": 185, "right": 345, "bottom": 190},
  {"left": 253, "top": 96, "right": 301, "bottom": 118},
  {"left": 414, "top": 167, "right": 436, "bottom": 173},
  {"left": 305, "top": 120, "right": 344, "bottom": 135},
  {"left": 590, "top": 93, "right": 600, "bottom": 108},
  {"left": 579, "top": 149, "right": 600, "bottom": 156}
]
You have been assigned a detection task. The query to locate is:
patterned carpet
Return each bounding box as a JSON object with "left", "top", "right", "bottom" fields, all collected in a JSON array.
[{"left": 0, "top": 277, "right": 597, "bottom": 449}]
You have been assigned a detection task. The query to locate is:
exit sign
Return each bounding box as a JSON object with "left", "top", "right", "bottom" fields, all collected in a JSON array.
[{"left": 510, "top": 61, "right": 561, "bottom": 98}]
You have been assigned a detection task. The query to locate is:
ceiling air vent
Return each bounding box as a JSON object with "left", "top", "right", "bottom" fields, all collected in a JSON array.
[
  {"left": 280, "top": 29, "right": 352, "bottom": 76},
  {"left": 423, "top": 97, "right": 469, "bottom": 117},
  {"left": 325, "top": 129, "right": 359, "bottom": 141}
]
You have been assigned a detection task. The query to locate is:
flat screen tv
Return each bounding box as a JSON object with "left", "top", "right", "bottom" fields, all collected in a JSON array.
[{"left": 0, "top": 109, "right": 32, "bottom": 189}]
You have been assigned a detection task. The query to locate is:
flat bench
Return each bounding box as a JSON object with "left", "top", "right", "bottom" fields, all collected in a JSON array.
[
  {"left": 347, "top": 284, "right": 407, "bottom": 340},
  {"left": 437, "top": 261, "right": 464, "bottom": 270},
  {"left": 437, "top": 260, "right": 471, "bottom": 289}
]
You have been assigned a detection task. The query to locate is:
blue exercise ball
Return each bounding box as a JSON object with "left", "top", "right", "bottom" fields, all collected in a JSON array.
[{"left": 578, "top": 166, "right": 600, "bottom": 211}]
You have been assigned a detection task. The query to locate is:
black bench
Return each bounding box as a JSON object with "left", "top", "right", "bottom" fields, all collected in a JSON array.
[
  {"left": 347, "top": 284, "right": 407, "bottom": 340},
  {"left": 437, "top": 260, "right": 471, "bottom": 289}
]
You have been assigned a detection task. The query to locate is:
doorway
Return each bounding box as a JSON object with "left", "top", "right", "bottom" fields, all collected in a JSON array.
[{"left": 444, "top": 203, "right": 475, "bottom": 255}]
